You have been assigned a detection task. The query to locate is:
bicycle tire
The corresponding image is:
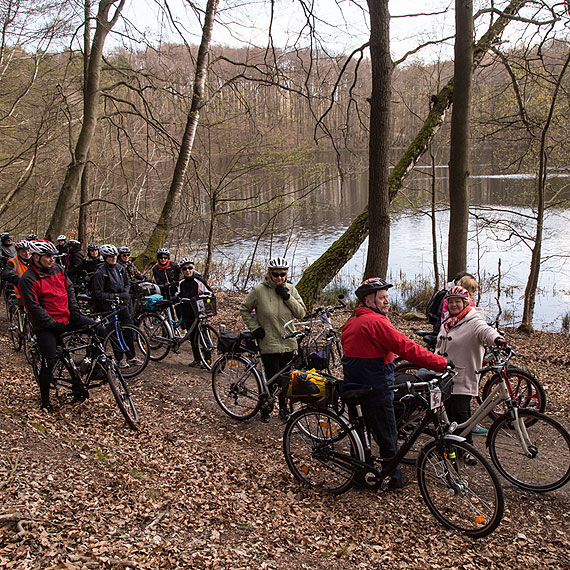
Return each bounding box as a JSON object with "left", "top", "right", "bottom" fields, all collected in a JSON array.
[
  {"left": 104, "top": 323, "right": 150, "bottom": 378},
  {"left": 417, "top": 438, "right": 504, "bottom": 538},
  {"left": 283, "top": 407, "right": 364, "bottom": 495},
  {"left": 196, "top": 324, "right": 219, "bottom": 370},
  {"left": 488, "top": 408, "right": 570, "bottom": 492},
  {"left": 22, "top": 319, "right": 35, "bottom": 364},
  {"left": 395, "top": 399, "right": 433, "bottom": 465},
  {"left": 394, "top": 361, "right": 420, "bottom": 375},
  {"left": 137, "top": 312, "right": 172, "bottom": 361},
  {"left": 211, "top": 354, "right": 263, "bottom": 420},
  {"left": 326, "top": 336, "right": 343, "bottom": 376},
  {"left": 105, "top": 360, "right": 139, "bottom": 429},
  {"left": 481, "top": 367, "right": 546, "bottom": 421},
  {"left": 7, "top": 304, "right": 22, "bottom": 351}
]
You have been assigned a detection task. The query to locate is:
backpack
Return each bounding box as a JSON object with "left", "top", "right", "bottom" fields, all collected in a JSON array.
[{"left": 425, "top": 289, "right": 446, "bottom": 327}]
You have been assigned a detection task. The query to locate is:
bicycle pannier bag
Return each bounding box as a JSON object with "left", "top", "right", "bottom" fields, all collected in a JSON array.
[
  {"left": 190, "top": 293, "right": 217, "bottom": 317},
  {"left": 286, "top": 369, "right": 332, "bottom": 405},
  {"left": 238, "top": 331, "right": 258, "bottom": 353},
  {"left": 144, "top": 293, "right": 164, "bottom": 310},
  {"left": 218, "top": 331, "right": 239, "bottom": 353}
]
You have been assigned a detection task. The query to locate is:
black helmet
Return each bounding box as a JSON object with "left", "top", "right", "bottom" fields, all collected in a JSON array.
[
  {"left": 87, "top": 244, "right": 99, "bottom": 252},
  {"left": 0, "top": 232, "right": 12, "bottom": 242},
  {"left": 118, "top": 246, "right": 131, "bottom": 255},
  {"left": 26, "top": 234, "right": 38, "bottom": 240},
  {"left": 355, "top": 277, "right": 393, "bottom": 301}
]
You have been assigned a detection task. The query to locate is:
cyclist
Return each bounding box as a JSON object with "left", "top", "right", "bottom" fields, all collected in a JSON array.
[
  {"left": 117, "top": 246, "right": 145, "bottom": 283},
  {"left": 152, "top": 248, "right": 179, "bottom": 299},
  {"left": 1, "top": 240, "right": 31, "bottom": 302},
  {"left": 56, "top": 235, "right": 67, "bottom": 255},
  {"left": 341, "top": 277, "right": 449, "bottom": 489},
  {"left": 0, "top": 232, "right": 16, "bottom": 266},
  {"left": 92, "top": 244, "right": 141, "bottom": 369},
  {"left": 239, "top": 257, "right": 307, "bottom": 422},
  {"left": 435, "top": 286, "right": 505, "bottom": 447},
  {"left": 19, "top": 240, "right": 92, "bottom": 412},
  {"left": 175, "top": 258, "right": 212, "bottom": 367},
  {"left": 64, "top": 240, "right": 85, "bottom": 284},
  {"left": 77, "top": 244, "right": 103, "bottom": 288}
]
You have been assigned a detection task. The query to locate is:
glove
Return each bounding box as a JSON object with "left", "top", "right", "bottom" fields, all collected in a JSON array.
[
  {"left": 275, "top": 285, "right": 290, "bottom": 301},
  {"left": 53, "top": 322, "right": 67, "bottom": 336},
  {"left": 252, "top": 327, "right": 265, "bottom": 339},
  {"left": 495, "top": 337, "right": 508, "bottom": 347},
  {"left": 446, "top": 359, "right": 455, "bottom": 369}
]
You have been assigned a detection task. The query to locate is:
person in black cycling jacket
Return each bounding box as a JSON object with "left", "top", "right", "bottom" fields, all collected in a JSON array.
[
  {"left": 0, "top": 233, "right": 16, "bottom": 267},
  {"left": 19, "top": 240, "right": 93, "bottom": 412},
  {"left": 152, "top": 248, "right": 179, "bottom": 299}
]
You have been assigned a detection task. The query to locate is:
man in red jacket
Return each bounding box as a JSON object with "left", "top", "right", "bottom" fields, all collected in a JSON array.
[
  {"left": 341, "top": 277, "right": 448, "bottom": 489},
  {"left": 20, "top": 240, "right": 92, "bottom": 412}
]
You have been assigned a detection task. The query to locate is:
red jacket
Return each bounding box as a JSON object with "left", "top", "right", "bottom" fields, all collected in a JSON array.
[{"left": 341, "top": 307, "right": 447, "bottom": 406}]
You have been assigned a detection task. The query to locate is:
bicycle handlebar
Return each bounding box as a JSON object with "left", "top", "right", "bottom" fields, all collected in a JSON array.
[{"left": 476, "top": 345, "right": 515, "bottom": 374}]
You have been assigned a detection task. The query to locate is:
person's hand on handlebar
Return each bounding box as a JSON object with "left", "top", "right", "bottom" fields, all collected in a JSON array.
[{"left": 495, "top": 337, "right": 508, "bottom": 348}]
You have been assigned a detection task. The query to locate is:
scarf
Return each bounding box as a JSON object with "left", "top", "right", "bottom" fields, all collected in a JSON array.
[{"left": 443, "top": 305, "right": 472, "bottom": 331}]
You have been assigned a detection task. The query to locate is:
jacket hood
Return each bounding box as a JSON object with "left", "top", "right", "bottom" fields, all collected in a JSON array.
[{"left": 262, "top": 276, "right": 278, "bottom": 289}]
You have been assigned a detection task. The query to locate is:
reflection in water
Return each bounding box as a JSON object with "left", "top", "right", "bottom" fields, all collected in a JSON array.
[{"left": 208, "top": 165, "right": 570, "bottom": 331}]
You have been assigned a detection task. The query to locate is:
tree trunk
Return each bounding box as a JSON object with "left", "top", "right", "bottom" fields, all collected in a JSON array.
[
  {"left": 296, "top": 0, "right": 527, "bottom": 308},
  {"left": 45, "top": 0, "right": 125, "bottom": 242},
  {"left": 363, "top": 0, "right": 392, "bottom": 279},
  {"left": 447, "top": 0, "right": 473, "bottom": 280},
  {"left": 430, "top": 145, "right": 440, "bottom": 291},
  {"left": 135, "top": 0, "right": 220, "bottom": 270}
]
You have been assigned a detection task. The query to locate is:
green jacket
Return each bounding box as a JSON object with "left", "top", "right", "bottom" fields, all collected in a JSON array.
[{"left": 239, "top": 277, "right": 307, "bottom": 354}]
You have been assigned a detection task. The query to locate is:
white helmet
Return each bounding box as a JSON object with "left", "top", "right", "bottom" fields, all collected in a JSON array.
[
  {"left": 56, "top": 235, "right": 67, "bottom": 241},
  {"left": 29, "top": 240, "right": 58, "bottom": 256},
  {"left": 99, "top": 244, "right": 119, "bottom": 258},
  {"left": 268, "top": 257, "right": 289, "bottom": 270}
]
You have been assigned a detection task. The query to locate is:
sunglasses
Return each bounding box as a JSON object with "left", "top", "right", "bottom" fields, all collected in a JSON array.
[
  {"left": 271, "top": 271, "right": 287, "bottom": 278},
  {"left": 158, "top": 256, "right": 168, "bottom": 260},
  {"left": 182, "top": 266, "right": 194, "bottom": 271}
]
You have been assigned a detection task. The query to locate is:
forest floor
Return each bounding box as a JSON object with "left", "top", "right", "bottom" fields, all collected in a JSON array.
[{"left": 1, "top": 291, "right": 570, "bottom": 570}]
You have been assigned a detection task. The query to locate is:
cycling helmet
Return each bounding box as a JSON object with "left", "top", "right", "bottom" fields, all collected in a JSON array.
[
  {"left": 15, "top": 240, "right": 30, "bottom": 250},
  {"left": 67, "top": 239, "right": 80, "bottom": 247},
  {"left": 156, "top": 248, "right": 170, "bottom": 258},
  {"left": 29, "top": 240, "right": 58, "bottom": 256},
  {"left": 267, "top": 257, "right": 289, "bottom": 270},
  {"left": 446, "top": 285, "right": 470, "bottom": 301},
  {"left": 179, "top": 257, "right": 194, "bottom": 268},
  {"left": 118, "top": 246, "right": 131, "bottom": 255},
  {"left": 355, "top": 277, "right": 393, "bottom": 301},
  {"left": 99, "top": 244, "right": 119, "bottom": 258},
  {"left": 26, "top": 234, "right": 38, "bottom": 240},
  {"left": 56, "top": 235, "right": 67, "bottom": 241},
  {"left": 0, "top": 232, "right": 11, "bottom": 242},
  {"left": 87, "top": 243, "right": 99, "bottom": 252}
]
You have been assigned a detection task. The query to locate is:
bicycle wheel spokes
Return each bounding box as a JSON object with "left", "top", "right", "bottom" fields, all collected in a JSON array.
[
  {"left": 489, "top": 409, "right": 570, "bottom": 492},
  {"left": 137, "top": 313, "right": 171, "bottom": 361},
  {"left": 417, "top": 440, "right": 504, "bottom": 538},
  {"left": 211, "top": 356, "right": 262, "bottom": 420},
  {"left": 104, "top": 324, "right": 150, "bottom": 379},
  {"left": 8, "top": 304, "right": 23, "bottom": 351},
  {"left": 283, "top": 408, "right": 361, "bottom": 495},
  {"left": 197, "top": 324, "right": 219, "bottom": 370}
]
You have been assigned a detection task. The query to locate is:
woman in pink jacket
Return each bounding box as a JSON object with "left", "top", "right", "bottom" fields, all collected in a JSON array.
[{"left": 435, "top": 286, "right": 505, "bottom": 447}]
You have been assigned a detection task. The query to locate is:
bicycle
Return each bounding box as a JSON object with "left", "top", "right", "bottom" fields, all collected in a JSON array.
[
  {"left": 283, "top": 367, "right": 505, "bottom": 538},
  {"left": 395, "top": 330, "right": 546, "bottom": 417},
  {"left": 30, "top": 323, "right": 139, "bottom": 429},
  {"left": 396, "top": 346, "right": 570, "bottom": 492},
  {"left": 211, "top": 326, "right": 308, "bottom": 421},
  {"left": 136, "top": 292, "right": 219, "bottom": 370}
]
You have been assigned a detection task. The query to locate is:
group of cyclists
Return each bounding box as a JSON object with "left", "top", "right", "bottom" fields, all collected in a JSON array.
[{"left": 0, "top": 232, "right": 212, "bottom": 411}]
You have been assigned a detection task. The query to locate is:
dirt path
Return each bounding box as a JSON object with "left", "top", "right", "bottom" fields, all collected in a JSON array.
[{"left": 1, "top": 297, "right": 570, "bottom": 569}]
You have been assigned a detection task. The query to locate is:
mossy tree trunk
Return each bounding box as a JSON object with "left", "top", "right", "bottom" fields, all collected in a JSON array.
[{"left": 296, "top": 0, "right": 527, "bottom": 309}]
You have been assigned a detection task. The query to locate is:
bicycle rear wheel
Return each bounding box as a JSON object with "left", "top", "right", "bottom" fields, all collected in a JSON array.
[
  {"left": 326, "top": 336, "right": 343, "bottom": 376},
  {"left": 22, "top": 321, "right": 34, "bottom": 364},
  {"left": 7, "top": 304, "right": 23, "bottom": 351},
  {"left": 417, "top": 438, "right": 504, "bottom": 538},
  {"left": 104, "top": 324, "right": 150, "bottom": 378},
  {"left": 197, "top": 324, "right": 219, "bottom": 370},
  {"left": 283, "top": 407, "right": 363, "bottom": 495},
  {"left": 137, "top": 312, "right": 172, "bottom": 361},
  {"left": 211, "top": 354, "right": 263, "bottom": 420},
  {"left": 481, "top": 367, "right": 546, "bottom": 421},
  {"left": 488, "top": 408, "right": 570, "bottom": 492},
  {"left": 105, "top": 360, "right": 139, "bottom": 430}
]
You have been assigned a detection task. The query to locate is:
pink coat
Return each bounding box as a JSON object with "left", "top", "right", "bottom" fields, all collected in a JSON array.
[{"left": 435, "top": 307, "right": 500, "bottom": 396}]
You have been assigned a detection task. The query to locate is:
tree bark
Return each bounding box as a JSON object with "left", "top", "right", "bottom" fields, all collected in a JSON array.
[
  {"left": 363, "top": 0, "right": 392, "bottom": 279},
  {"left": 135, "top": 0, "right": 220, "bottom": 269},
  {"left": 45, "top": 0, "right": 125, "bottom": 242},
  {"left": 296, "top": 0, "right": 527, "bottom": 308},
  {"left": 447, "top": 0, "right": 473, "bottom": 280}
]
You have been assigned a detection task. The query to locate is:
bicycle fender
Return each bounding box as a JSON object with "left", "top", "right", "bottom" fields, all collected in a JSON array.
[{"left": 443, "top": 434, "right": 466, "bottom": 444}]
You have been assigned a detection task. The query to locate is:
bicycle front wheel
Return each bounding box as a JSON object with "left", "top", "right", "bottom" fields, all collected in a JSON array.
[
  {"left": 481, "top": 367, "right": 546, "bottom": 420},
  {"left": 104, "top": 324, "right": 150, "bottom": 378},
  {"left": 417, "top": 438, "right": 504, "bottom": 538},
  {"left": 488, "top": 408, "right": 570, "bottom": 492},
  {"left": 197, "top": 324, "right": 219, "bottom": 370},
  {"left": 137, "top": 312, "right": 172, "bottom": 361},
  {"left": 7, "top": 304, "right": 23, "bottom": 351},
  {"left": 283, "top": 407, "right": 363, "bottom": 495},
  {"left": 212, "top": 354, "right": 263, "bottom": 420},
  {"left": 22, "top": 321, "right": 34, "bottom": 364},
  {"left": 105, "top": 360, "right": 139, "bottom": 430}
]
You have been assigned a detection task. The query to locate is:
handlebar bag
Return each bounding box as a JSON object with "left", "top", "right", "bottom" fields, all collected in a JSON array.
[{"left": 144, "top": 293, "right": 164, "bottom": 310}]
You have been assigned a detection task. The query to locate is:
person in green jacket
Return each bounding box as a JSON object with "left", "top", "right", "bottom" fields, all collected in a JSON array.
[{"left": 239, "top": 257, "right": 307, "bottom": 422}]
